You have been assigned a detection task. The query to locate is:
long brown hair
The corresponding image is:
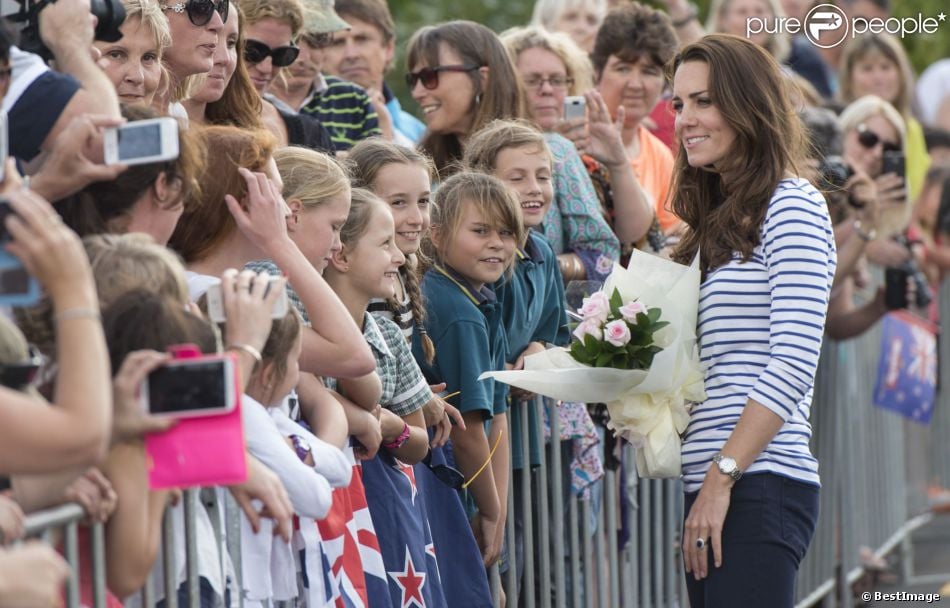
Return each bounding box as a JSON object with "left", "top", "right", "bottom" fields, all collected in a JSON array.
[
  {"left": 205, "top": 3, "right": 264, "bottom": 129},
  {"left": 58, "top": 105, "right": 206, "bottom": 237},
  {"left": 347, "top": 139, "right": 437, "bottom": 362},
  {"left": 167, "top": 126, "right": 277, "bottom": 263},
  {"left": 669, "top": 35, "right": 807, "bottom": 274},
  {"left": 406, "top": 21, "right": 528, "bottom": 177}
]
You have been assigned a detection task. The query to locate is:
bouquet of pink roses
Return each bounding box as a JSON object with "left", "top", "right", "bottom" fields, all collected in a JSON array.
[
  {"left": 482, "top": 250, "right": 706, "bottom": 478},
  {"left": 570, "top": 288, "right": 668, "bottom": 371}
]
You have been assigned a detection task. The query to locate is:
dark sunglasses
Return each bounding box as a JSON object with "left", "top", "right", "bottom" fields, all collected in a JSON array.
[
  {"left": 856, "top": 124, "right": 901, "bottom": 153},
  {"left": 161, "top": 0, "right": 229, "bottom": 27},
  {"left": 422, "top": 449, "right": 465, "bottom": 490},
  {"left": 244, "top": 39, "right": 300, "bottom": 67},
  {"left": 405, "top": 64, "right": 480, "bottom": 91},
  {"left": 0, "top": 346, "right": 43, "bottom": 391}
]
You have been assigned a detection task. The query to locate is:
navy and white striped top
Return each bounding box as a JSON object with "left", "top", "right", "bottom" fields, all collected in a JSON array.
[{"left": 681, "top": 178, "right": 837, "bottom": 493}]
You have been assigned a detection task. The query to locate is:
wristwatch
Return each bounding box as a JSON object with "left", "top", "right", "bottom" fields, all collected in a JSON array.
[{"left": 713, "top": 453, "right": 742, "bottom": 481}]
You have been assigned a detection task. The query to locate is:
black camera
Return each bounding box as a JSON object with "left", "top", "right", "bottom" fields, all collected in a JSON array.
[
  {"left": 884, "top": 238, "right": 933, "bottom": 310},
  {"left": 10, "top": 0, "right": 125, "bottom": 60},
  {"left": 817, "top": 155, "right": 854, "bottom": 192}
]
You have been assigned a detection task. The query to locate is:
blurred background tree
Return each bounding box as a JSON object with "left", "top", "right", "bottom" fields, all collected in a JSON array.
[{"left": 386, "top": 0, "right": 950, "bottom": 118}]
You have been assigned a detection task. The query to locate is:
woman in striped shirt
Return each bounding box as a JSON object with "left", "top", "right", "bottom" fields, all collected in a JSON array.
[{"left": 669, "top": 35, "right": 837, "bottom": 607}]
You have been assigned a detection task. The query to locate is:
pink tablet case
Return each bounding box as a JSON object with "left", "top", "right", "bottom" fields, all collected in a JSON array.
[{"left": 145, "top": 345, "right": 248, "bottom": 489}]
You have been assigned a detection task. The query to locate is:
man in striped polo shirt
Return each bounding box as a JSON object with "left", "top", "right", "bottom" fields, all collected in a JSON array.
[
  {"left": 268, "top": 0, "right": 382, "bottom": 151},
  {"left": 323, "top": 0, "right": 427, "bottom": 147}
]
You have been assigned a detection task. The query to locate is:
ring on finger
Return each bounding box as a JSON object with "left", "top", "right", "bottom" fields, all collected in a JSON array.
[{"left": 695, "top": 537, "right": 708, "bottom": 550}]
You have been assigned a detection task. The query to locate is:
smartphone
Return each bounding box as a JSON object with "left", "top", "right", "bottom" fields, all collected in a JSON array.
[
  {"left": 882, "top": 150, "right": 905, "bottom": 181},
  {"left": 103, "top": 117, "right": 180, "bottom": 166},
  {"left": 884, "top": 267, "right": 909, "bottom": 310},
  {"left": 0, "top": 249, "right": 40, "bottom": 307},
  {"left": 564, "top": 96, "right": 586, "bottom": 121},
  {"left": 206, "top": 275, "right": 289, "bottom": 324},
  {"left": 141, "top": 356, "right": 237, "bottom": 418}
]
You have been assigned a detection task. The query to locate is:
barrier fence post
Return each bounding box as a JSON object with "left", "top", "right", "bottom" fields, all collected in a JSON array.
[
  {"left": 91, "top": 521, "right": 107, "bottom": 608},
  {"left": 64, "top": 517, "right": 81, "bottom": 608},
  {"left": 605, "top": 467, "right": 620, "bottom": 608},
  {"left": 522, "top": 400, "right": 537, "bottom": 608},
  {"left": 505, "top": 460, "right": 517, "bottom": 606},
  {"left": 549, "top": 400, "right": 566, "bottom": 608},
  {"left": 183, "top": 489, "right": 200, "bottom": 608},
  {"left": 162, "top": 505, "right": 178, "bottom": 608},
  {"left": 535, "top": 396, "right": 552, "bottom": 608}
]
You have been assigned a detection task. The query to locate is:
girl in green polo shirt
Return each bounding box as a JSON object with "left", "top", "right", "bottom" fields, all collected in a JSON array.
[{"left": 413, "top": 173, "right": 525, "bottom": 568}]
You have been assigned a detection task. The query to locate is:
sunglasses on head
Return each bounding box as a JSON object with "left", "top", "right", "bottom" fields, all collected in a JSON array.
[
  {"left": 302, "top": 31, "right": 335, "bottom": 49},
  {"left": 244, "top": 39, "right": 300, "bottom": 67},
  {"left": 422, "top": 448, "right": 465, "bottom": 490},
  {"left": 161, "top": 0, "right": 229, "bottom": 27},
  {"left": 405, "top": 64, "right": 480, "bottom": 91},
  {"left": 0, "top": 346, "right": 43, "bottom": 391},
  {"left": 856, "top": 124, "right": 901, "bottom": 153}
]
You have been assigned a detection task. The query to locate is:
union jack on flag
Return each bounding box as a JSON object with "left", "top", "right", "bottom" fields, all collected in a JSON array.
[{"left": 873, "top": 311, "right": 938, "bottom": 424}]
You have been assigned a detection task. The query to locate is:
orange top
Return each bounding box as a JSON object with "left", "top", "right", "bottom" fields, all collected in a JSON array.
[{"left": 629, "top": 126, "right": 680, "bottom": 234}]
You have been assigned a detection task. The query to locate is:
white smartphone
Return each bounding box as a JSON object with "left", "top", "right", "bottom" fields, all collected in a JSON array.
[
  {"left": 564, "top": 96, "right": 586, "bottom": 121},
  {"left": 206, "top": 275, "right": 290, "bottom": 324},
  {"left": 103, "top": 117, "right": 180, "bottom": 166},
  {"left": 141, "top": 356, "right": 237, "bottom": 418}
]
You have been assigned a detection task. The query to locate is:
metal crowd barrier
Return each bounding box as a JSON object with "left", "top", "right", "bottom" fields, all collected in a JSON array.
[
  {"left": 35, "top": 280, "right": 948, "bottom": 608},
  {"left": 22, "top": 503, "right": 107, "bottom": 608}
]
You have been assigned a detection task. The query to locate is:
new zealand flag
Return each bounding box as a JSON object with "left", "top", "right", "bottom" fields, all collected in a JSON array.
[
  {"left": 362, "top": 451, "right": 448, "bottom": 607},
  {"left": 873, "top": 311, "right": 938, "bottom": 424},
  {"left": 414, "top": 445, "right": 493, "bottom": 608}
]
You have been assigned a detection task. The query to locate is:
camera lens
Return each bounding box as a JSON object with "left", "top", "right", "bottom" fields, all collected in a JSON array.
[{"left": 90, "top": 0, "right": 126, "bottom": 43}]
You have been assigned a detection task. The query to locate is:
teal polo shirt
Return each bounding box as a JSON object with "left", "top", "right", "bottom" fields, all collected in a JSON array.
[
  {"left": 412, "top": 265, "right": 509, "bottom": 420},
  {"left": 495, "top": 231, "right": 570, "bottom": 469}
]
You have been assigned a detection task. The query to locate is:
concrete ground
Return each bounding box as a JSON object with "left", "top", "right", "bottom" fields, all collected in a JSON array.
[{"left": 865, "top": 512, "right": 950, "bottom": 607}]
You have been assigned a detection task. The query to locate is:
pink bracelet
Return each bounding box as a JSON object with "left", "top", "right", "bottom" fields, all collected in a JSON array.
[{"left": 383, "top": 422, "right": 411, "bottom": 450}]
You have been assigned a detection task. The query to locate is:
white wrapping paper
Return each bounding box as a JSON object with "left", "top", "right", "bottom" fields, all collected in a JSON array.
[{"left": 481, "top": 251, "right": 706, "bottom": 478}]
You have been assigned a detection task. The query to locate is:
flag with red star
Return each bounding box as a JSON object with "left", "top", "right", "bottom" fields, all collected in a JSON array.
[
  {"left": 414, "top": 444, "right": 493, "bottom": 608},
  {"left": 361, "top": 450, "right": 448, "bottom": 607},
  {"left": 873, "top": 311, "right": 938, "bottom": 424}
]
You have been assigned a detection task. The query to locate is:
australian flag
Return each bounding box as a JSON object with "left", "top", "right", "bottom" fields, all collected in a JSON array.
[
  {"left": 873, "top": 311, "right": 938, "bottom": 424},
  {"left": 362, "top": 451, "right": 448, "bottom": 608}
]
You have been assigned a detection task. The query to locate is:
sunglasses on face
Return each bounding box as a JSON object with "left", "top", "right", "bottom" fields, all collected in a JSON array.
[
  {"left": 405, "top": 64, "right": 480, "bottom": 91},
  {"left": 244, "top": 39, "right": 300, "bottom": 67},
  {"left": 0, "top": 346, "right": 43, "bottom": 391},
  {"left": 161, "top": 0, "right": 229, "bottom": 27},
  {"left": 856, "top": 124, "right": 901, "bottom": 153},
  {"left": 422, "top": 448, "right": 465, "bottom": 490}
]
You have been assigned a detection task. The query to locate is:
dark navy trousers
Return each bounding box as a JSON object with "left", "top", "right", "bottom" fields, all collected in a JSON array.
[{"left": 684, "top": 473, "right": 819, "bottom": 608}]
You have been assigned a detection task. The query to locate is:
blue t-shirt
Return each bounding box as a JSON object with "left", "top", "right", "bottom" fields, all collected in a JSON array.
[
  {"left": 495, "top": 231, "right": 570, "bottom": 469},
  {"left": 412, "top": 265, "right": 508, "bottom": 419}
]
